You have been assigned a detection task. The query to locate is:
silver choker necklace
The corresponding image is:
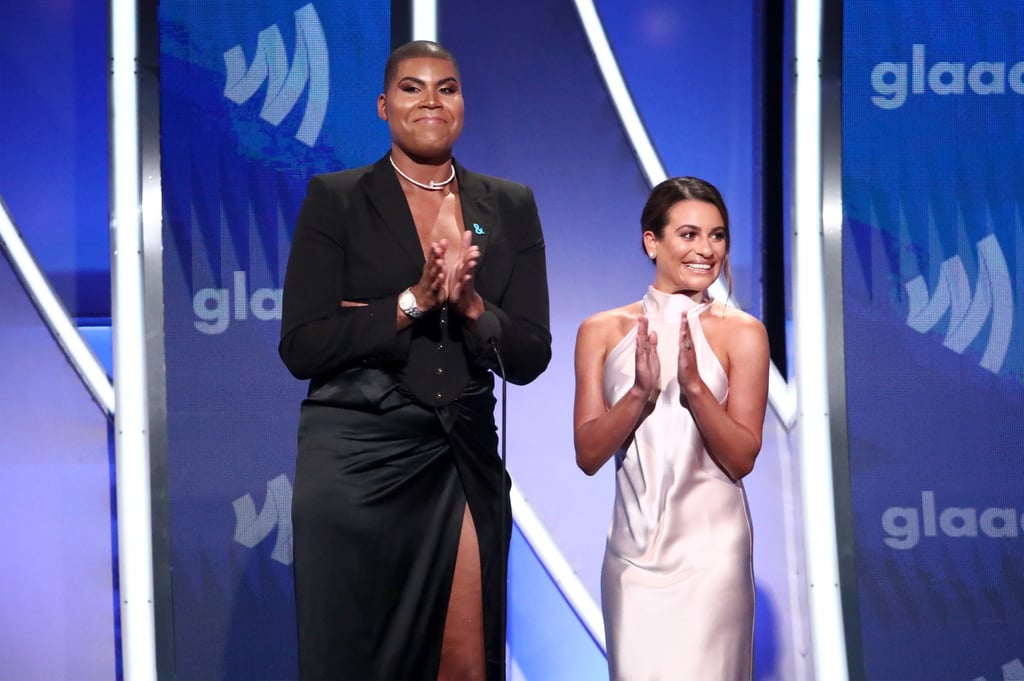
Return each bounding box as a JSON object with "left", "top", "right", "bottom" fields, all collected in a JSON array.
[{"left": 389, "top": 155, "right": 456, "bottom": 191}]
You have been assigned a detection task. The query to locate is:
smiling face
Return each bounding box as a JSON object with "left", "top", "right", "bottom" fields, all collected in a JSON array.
[
  {"left": 644, "top": 199, "right": 728, "bottom": 299},
  {"left": 377, "top": 56, "right": 464, "bottom": 164}
]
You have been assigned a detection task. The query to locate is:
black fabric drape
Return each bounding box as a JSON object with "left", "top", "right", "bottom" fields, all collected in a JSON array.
[{"left": 292, "top": 372, "right": 509, "bottom": 681}]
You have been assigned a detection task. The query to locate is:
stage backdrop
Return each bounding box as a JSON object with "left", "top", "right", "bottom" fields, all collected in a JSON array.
[
  {"left": 0, "top": 2, "right": 110, "bottom": 322},
  {"left": 843, "top": 2, "right": 1024, "bottom": 679},
  {"left": 159, "top": 1, "right": 390, "bottom": 677},
  {"left": 0, "top": 2, "right": 116, "bottom": 679},
  {"left": 159, "top": 0, "right": 805, "bottom": 678},
  {"left": 0, "top": 231, "right": 116, "bottom": 681}
]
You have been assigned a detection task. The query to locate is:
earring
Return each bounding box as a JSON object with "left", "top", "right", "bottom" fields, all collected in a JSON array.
[{"left": 648, "top": 252, "right": 655, "bottom": 260}]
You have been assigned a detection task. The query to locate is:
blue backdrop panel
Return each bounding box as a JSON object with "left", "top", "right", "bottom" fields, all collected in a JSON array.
[
  {"left": 159, "top": 1, "right": 390, "bottom": 677},
  {"left": 0, "top": 3, "right": 109, "bottom": 320},
  {"left": 594, "top": 0, "right": 763, "bottom": 317},
  {"left": 159, "top": 0, "right": 789, "bottom": 677},
  {"left": 843, "top": 3, "right": 1024, "bottom": 679},
  {"left": 0, "top": 242, "right": 116, "bottom": 680},
  {"left": 507, "top": 524, "right": 608, "bottom": 680}
]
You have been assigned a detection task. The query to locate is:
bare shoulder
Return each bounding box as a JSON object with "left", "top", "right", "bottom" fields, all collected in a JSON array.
[
  {"left": 701, "top": 301, "right": 769, "bottom": 368},
  {"left": 709, "top": 301, "right": 766, "bottom": 335},
  {"left": 576, "top": 302, "right": 642, "bottom": 355},
  {"left": 578, "top": 302, "right": 642, "bottom": 335}
]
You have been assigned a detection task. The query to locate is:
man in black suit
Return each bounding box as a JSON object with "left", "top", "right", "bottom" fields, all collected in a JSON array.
[{"left": 279, "top": 40, "right": 551, "bottom": 681}]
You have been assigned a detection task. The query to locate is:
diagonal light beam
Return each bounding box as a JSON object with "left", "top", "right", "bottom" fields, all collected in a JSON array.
[{"left": 0, "top": 196, "right": 114, "bottom": 418}]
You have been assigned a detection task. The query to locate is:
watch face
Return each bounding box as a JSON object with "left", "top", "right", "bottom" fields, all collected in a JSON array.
[{"left": 399, "top": 289, "right": 421, "bottom": 318}]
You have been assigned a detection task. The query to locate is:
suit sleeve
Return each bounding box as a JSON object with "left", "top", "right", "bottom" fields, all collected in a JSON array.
[
  {"left": 278, "top": 174, "right": 411, "bottom": 380},
  {"left": 470, "top": 184, "right": 552, "bottom": 385}
]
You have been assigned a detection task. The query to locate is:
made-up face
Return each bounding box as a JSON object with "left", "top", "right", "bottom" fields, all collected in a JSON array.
[
  {"left": 644, "top": 199, "right": 728, "bottom": 300},
  {"left": 378, "top": 56, "right": 464, "bottom": 163}
]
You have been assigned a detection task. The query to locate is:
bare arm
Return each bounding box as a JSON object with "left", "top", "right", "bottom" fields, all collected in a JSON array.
[
  {"left": 573, "top": 314, "right": 658, "bottom": 476},
  {"left": 678, "top": 312, "right": 770, "bottom": 480}
]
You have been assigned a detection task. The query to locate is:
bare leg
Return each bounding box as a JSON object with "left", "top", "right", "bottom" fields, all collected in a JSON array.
[{"left": 437, "top": 503, "right": 486, "bottom": 681}]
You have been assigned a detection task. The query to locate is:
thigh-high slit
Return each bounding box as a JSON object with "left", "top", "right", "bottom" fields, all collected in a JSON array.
[{"left": 437, "top": 504, "right": 485, "bottom": 680}]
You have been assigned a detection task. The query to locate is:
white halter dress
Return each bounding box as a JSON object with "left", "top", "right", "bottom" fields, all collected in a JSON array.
[{"left": 600, "top": 286, "right": 754, "bottom": 681}]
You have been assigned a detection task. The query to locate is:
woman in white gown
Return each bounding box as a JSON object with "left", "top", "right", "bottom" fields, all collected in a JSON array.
[{"left": 573, "top": 177, "right": 770, "bottom": 681}]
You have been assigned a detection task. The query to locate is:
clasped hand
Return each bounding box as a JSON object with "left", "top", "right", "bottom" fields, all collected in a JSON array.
[
  {"left": 633, "top": 316, "right": 660, "bottom": 404},
  {"left": 411, "top": 230, "right": 484, "bottom": 320},
  {"left": 677, "top": 315, "right": 701, "bottom": 397},
  {"left": 634, "top": 315, "right": 703, "bottom": 406}
]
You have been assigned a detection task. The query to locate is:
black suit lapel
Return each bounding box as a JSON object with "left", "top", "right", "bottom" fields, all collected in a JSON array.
[
  {"left": 362, "top": 156, "right": 497, "bottom": 271},
  {"left": 455, "top": 161, "right": 496, "bottom": 262},
  {"left": 362, "top": 155, "right": 424, "bottom": 271}
]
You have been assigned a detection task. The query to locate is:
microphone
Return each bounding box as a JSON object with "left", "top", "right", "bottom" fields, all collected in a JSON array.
[
  {"left": 476, "top": 310, "right": 502, "bottom": 349},
  {"left": 477, "top": 310, "right": 510, "bottom": 672}
]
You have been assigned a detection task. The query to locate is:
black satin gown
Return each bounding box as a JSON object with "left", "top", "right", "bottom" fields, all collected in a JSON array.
[
  {"left": 292, "top": 369, "right": 510, "bottom": 681},
  {"left": 280, "top": 158, "right": 551, "bottom": 680}
]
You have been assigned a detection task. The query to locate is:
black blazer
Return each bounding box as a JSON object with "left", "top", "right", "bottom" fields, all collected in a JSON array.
[{"left": 279, "top": 154, "right": 551, "bottom": 407}]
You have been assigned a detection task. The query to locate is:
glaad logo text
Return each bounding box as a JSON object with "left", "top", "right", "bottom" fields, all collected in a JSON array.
[
  {"left": 223, "top": 3, "right": 328, "bottom": 146},
  {"left": 871, "top": 44, "right": 1024, "bottom": 109},
  {"left": 882, "top": 491, "right": 1023, "bottom": 549},
  {"left": 193, "top": 270, "right": 282, "bottom": 335}
]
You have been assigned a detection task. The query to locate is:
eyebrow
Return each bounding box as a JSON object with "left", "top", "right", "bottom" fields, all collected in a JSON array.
[
  {"left": 397, "top": 76, "right": 459, "bottom": 87},
  {"left": 675, "top": 223, "right": 725, "bottom": 231}
]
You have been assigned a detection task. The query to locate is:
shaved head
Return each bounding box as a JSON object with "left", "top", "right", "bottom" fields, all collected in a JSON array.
[{"left": 383, "top": 40, "right": 460, "bottom": 91}]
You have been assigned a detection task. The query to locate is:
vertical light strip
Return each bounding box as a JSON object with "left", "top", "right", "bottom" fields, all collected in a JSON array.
[
  {"left": 792, "top": 0, "right": 849, "bottom": 678},
  {"left": 0, "top": 198, "right": 114, "bottom": 418},
  {"left": 111, "top": 0, "right": 158, "bottom": 677},
  {"left": 775, "top": 417, "right": 812, "bottom": 681},
  {"left": 411, "top": 0, "right": 437, "bottom": 41}
]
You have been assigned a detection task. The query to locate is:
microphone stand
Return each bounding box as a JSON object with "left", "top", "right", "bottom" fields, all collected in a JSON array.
[
  {"left": 489, "top": 337, "right": 509, "bottom": 681},
  {"left": 477, "top": 311, "right": 509, "bottom": 679}
]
